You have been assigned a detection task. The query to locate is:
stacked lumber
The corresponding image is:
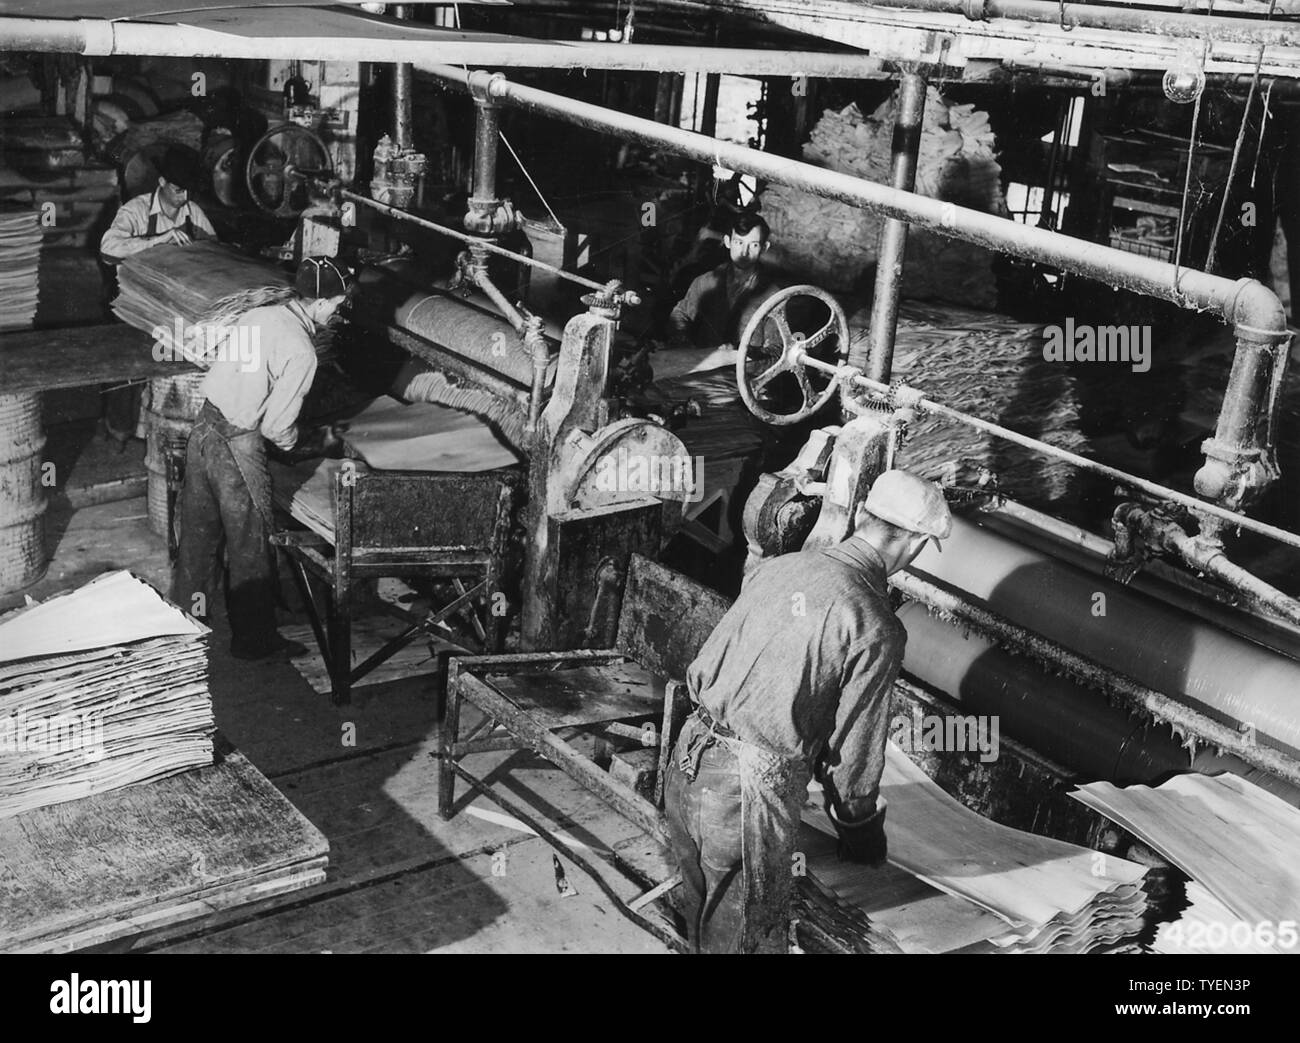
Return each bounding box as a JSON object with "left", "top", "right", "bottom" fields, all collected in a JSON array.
[
  {"left": 112, "top": 240, "right": 290, "bottom": 365},
  {"left": 0, "top": 204, "right": 41, "bottom": 331},
  {"left": 0, "top": 746, "right": 329, "bottom": 954},
  {"left": 762, "top": 90, "right": 1005, "bottom": 304},
  {"left": 803, "top": 744, "right": 1149, "bottom": 954},
  {"left": 1072, "top": 771, "right": 1300, "bottom": 955},
  {"left": 0, "top": 571, "right": 214, "bottom": 821},
  {"left": 864, "top": 299, "right": 1087, "bottom": 507}
]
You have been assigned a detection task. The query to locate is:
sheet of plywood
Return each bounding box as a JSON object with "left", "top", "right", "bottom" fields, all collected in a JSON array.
[
  {"left": 0, "top": 746, "right": 329, "bottom": 953},
  {"left": 1072, "top": 772, "right": 1300, "bottom": 935}
]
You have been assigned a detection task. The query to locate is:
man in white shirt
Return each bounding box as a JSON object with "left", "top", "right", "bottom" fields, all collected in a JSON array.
[
  {"left": 100, "top": 146, "right": 218, "bottom": 447},
  {"left": 100, "top": 146, "right": 217, "bottom": 263},
  {"left": 171, "top": 257, "right": 349, "bottom": 660}
]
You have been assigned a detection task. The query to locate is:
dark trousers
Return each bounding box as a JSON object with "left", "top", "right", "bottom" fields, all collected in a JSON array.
[
  {"left": 663, "top": 714, "right": 806, "bottom": 954},
  {"left": 171, "top": 401, "right": 279, "bottom": 656}
]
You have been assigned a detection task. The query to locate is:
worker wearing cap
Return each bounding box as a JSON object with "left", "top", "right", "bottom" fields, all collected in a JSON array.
[
  {"left": 100, "top": 145, "right": 218, "bottom": 449},
  {"left": 171, "top": 257, "right": 349, "bottom": 661},
  {"left": 663, "top": 468, "right": 952, "bottom": 953}
]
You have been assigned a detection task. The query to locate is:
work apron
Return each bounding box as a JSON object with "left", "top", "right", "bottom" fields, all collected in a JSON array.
[{"left": 671, "top": 708, "right": 810, "bottom": 953}]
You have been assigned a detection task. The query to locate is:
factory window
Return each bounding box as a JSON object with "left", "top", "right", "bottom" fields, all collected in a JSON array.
[
  {"left": 679, "top": 73, "right": 763, "bottom": 147},
  {"left": 1008, "top": 96, "right": 1086, "bottom": 229}
]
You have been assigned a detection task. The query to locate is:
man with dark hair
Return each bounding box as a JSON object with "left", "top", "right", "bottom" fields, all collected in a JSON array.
[
  {"left": 172, "top": 257, "right": 349, "bottom": 661},
  {"left": 663, "top": 210, "right": 781, "bottom": 353},
  {"left": 100, "top": 146, "right": 218, "bottom": 448},
  {"left": 663, "top": 468, "right": 953, "bottom": 953}
]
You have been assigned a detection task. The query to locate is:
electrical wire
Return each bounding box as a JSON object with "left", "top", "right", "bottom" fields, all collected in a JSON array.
[{"left": 1206, "top": 45, "right": 1266, "bottom": 273}]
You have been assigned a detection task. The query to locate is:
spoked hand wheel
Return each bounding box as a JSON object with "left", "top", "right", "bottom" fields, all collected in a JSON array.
[
  {"left": 246, "top": 124, "right": 332, "bottom": 217},
  {"left": 735, "top": 284, "right": 850, "bottom": 425}
]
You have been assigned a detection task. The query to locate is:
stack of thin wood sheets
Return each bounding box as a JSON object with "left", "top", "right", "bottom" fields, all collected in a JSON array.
[
  {"left": 269, "top": 457, "right": 341, "bottom": 542},
  {"left": 0, "top": 746, "right": 329, "bottom": 953},
  {"left": 0, "top": 571, "right": 214, "bottom": 820},
  {"left": 1072, "top": 772, "right": 1300, "bottom": 955},
  {"left": 0, "top": 204, "right": 41, "bottom": 332},
  {"left": 803, "top": 744, "right": 1149, "bottom": 953},
  {"left": 112, "top": 241, "right": 289, "bottom": 364}
]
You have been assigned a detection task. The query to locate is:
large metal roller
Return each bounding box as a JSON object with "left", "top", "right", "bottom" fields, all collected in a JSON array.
[
  {"left": 356, "top": 262, "right": 561, "bottom": 391},
  {"left": 908, "top": 516, "right": 1300, "bottom": 759},
  {"left": 896, "top": 600, "right": 1300, "bottom": 805}
]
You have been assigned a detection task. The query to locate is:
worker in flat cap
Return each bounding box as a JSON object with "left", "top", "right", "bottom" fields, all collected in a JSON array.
[
  {"left": 99, "top": 145, "right": 219, "bottom": 449},
  {"left": 172, "top": 257, "right": 350, "bottom": 661},
  {"left": 664, "top": 468, "right": 952, "bottom": 953}
]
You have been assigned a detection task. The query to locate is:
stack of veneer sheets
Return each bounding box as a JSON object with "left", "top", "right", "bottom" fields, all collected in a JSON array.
[
  {"left": 111, "top": 240, "right": 290, "bottom": 364},
  {"left": 801, "top": 744, "right": 1149, "bottom": 953},
  {"left": 0, "top": 204, "right": 41, "bottom": 331},
  {"left": 863, "top": 300, "right": 1089, "bottom": 510},
  {"left": 1072, "top": 772, "right": 1300, "bottom": 955},
  {"left": 0, "top": 571, "right": 214, "bottom": 820}
]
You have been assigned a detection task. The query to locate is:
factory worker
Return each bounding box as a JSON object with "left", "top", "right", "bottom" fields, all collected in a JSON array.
[
  {"left": 664, "top": 469, "right": 952, "bottom": 954},
  {"left": 99, "top": 145, "right": 218, "bottom": 449},
  {"left": 171, "top": 257, "right": 349, "bottom": 661},
  {"left": 661, "top": 210, "right": 783, "bottom": 354}
]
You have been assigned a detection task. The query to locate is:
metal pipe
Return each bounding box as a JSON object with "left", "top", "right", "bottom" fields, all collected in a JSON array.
[
  {"left": 861, "top": 67, "right": 926, "bottom": 383},
  {"left": 0, "top": 17, "right": 891, "bottom": 78},
  {"left": 1114, "top": 504, "right": 1300, "bottom": 627},
  {"left": 421, "top": 66, "right": 1292, "bottom": 524},
  {"left": 422, "top": 65, "right": 1275, "bottom": 325},
  {"left": 525, "top": 316, "right": 549, "bottom": 432},
  {"left": 693, "top": 0, "right": 1300, "bottom": 48},
  {"left": 805, "top": 353, "right": 1300, "bottom": 550},
  {"left": 392, "top": 5, "right": 414, "bottom": 151},
  {"left": 340, "top": 189, "right": 606, "bottom": 292}
]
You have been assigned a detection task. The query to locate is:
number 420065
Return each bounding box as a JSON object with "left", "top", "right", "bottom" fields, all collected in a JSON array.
[{"left": 1159, "top": 919, "right": 1298, "bottom": 950}]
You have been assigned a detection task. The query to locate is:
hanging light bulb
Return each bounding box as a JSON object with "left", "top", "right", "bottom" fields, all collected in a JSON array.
[{"left": 1163, "top": 44, "right": 1206, "bottom": 104}]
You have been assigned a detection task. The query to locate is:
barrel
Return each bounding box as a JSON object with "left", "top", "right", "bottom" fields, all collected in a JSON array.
[
  {"left": 0, "top": 392, "right": 49, "bottom": 594},
  {"left": 143, "top": 372, "right": 206, "bottom": 538}
]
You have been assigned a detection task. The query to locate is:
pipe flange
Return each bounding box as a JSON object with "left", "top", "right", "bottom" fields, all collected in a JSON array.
[{"left": 467, "top": 70, "right": 507, "bottom": 106}]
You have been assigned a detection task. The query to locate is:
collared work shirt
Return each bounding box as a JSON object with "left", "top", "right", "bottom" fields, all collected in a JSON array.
[
  {"left": 200, "top": 301, "right": 318, "bottom": 451},
  {"left": 686, "top": 537, "right": 906, "bottom": 821},
  {"left": 667, "top": 262, "right": 781, "bottom": 349},
  {"left": 99, "top": 189, "right": 216, "bottom": 264}
]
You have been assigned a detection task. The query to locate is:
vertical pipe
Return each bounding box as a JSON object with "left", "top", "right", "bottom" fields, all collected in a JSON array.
[
  {"left": 700, "top": 73, "right": 721, "bottom": 139},
  {"left": 392, "top": 4, "right": 413, "bottom": 149},
  {"left": 859, "top": 67, "right": 927, "bottom": 383}
]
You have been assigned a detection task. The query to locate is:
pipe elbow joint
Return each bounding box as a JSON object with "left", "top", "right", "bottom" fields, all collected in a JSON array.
[{"left": 1228, "top": 278, "right": 1288, "bottom": 343}]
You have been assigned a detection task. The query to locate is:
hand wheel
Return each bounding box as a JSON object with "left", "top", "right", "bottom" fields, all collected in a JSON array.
[{"left": 735, "top": 284, "right": 849, "bottom": 425}]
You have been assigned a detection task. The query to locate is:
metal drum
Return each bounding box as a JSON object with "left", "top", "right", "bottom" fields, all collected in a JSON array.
[
  {"left": 0, "top": 392, "right": 49, "bottom": 594},
  {"left": 143, "top": 372, "right": 206, "bottom": 538}
]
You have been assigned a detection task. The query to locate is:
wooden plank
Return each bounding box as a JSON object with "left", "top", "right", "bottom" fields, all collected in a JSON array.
[
  {"left": 0, "top": 747, "right": 329, "bottom": 952},
  {"left": 0, "top": 323, "right": 190, "bottom": 392}
]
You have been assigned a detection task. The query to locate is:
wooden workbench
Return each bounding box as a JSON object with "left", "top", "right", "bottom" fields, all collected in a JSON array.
[
  {"left": 0, "top": 740, "right": 329, "bottom": 953},
  {"left": 0, "top": 322, "right": 194, "bottom": 392}
]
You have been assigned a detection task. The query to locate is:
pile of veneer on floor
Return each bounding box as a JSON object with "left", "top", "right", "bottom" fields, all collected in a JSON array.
[
  {"left": 0, "top": 570, "right": 214, "bottom": 820},
  {"left": 0, "top": 204, "right": 41, "bottom": 331},
  {"left": 112, "top": 240, "right": 290, "bottom": 364},
  {"left": 1072, "top": 771, "right": 1300, "bottom": 954},
  {"left": 800, "top": 744, "right": 1149, "bottom": 954},
  {"left": 858, "top": 299, "right": 1088, "bottom": 508},
  {"left": 762, "top": 89, "right": 1004, "bottom": 305}
]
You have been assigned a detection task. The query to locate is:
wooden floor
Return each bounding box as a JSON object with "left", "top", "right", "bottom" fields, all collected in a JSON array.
[{"left": 14, "top": 489, "right": 675, "bottom": 954}]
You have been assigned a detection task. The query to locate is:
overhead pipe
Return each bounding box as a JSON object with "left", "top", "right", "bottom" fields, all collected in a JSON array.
[
  {"left": 860, "top": 65, "right": 927, "bottom": 384},
  {"left": 693, "top": 0, "right": 1300, "bottom": 48},
  {"left": 428, "top": 66, "right": 1293, "bottom": 522},
  {"left": 392, "top": 5, "right": 414, "bottom": 150},
  {"left": 0, "top": 16, "right": 888, "bottom": 78}
]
